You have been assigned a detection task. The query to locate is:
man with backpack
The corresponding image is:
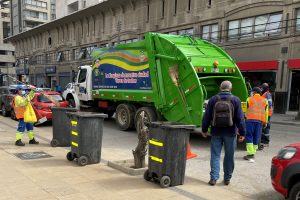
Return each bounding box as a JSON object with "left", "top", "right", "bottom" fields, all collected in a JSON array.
[
  {"left": 244, "top": 87, "right": 268, "bottom": 162},
  {"left": 202, "top": 80, "right": 246, "bottom": 186}
]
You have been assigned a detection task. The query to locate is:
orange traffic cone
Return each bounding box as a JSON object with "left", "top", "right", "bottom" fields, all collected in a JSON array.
[{"left": 186, "top": 143, "right": 197, "bottom": 160}]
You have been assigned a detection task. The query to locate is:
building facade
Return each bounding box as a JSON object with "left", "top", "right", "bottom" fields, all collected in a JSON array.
[
  {"left": 6, "top": 0, "right": 300, "bottom": 113},
  {"left": 56, "top": 0, "right": 104, "bottom": 19},
  {"left": 10, "top": 0, "right": 55, "bottom": 35},
  {"left": 0, "top": 0, "right": 15, "bottom": 86}
]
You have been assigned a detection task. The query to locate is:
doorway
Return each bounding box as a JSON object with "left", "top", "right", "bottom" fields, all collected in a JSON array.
[{"left": 288, "top": 70, "right": 300, "bottom": 111}]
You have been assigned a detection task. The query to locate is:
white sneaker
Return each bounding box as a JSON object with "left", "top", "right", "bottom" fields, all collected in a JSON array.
[{"left": 248, "top": 159, "right": 255, "bottom": 163}]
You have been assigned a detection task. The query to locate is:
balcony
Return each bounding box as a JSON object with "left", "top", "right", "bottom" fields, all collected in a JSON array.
[
  {"left": 23, "top": 15, "right": 48, "bottom": 23},
  {"left": 23, "top": 4, "right": 48, "bottom": 12}
]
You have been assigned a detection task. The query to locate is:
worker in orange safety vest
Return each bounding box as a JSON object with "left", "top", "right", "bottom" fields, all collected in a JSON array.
[
  {"left": 243, "top": 87, "right": 268, "bottom": 163},
  {"left": 14, "top": 85, "right": 39, "bottom": 146}
]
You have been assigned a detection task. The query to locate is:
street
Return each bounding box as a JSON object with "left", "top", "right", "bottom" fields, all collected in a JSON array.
[{"left": 0, "top": 115, "right": 298, "bottom": 199}]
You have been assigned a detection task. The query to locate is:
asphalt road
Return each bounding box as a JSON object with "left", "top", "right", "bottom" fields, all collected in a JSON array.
[{"left": 4, "top": 116, "right": 299, "bottom": 200}]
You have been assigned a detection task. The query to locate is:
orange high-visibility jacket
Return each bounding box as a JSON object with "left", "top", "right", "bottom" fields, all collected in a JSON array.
[
  {"left": 13, "top": 95, "right": 27, "bottom": 119},
  {"left": 246, "top": 94, "right": 269, "bottom": 123},
  {"left": 262, "top": 91, "right": 273, "bottom": 116}
]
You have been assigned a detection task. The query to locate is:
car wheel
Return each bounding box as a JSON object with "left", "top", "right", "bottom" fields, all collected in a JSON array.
[
  {"left": 10, "top": 110, "right": 16, "bottom": 120},
  {"left": 289, "top": 182, "right": 300, "bottom": 200},
  {"left": 1, "top": 104, "right": 8, "bottom": 117}
]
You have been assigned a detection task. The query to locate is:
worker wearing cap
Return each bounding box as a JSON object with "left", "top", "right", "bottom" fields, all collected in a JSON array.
[
  {"left": 244, "top": 87, "right": 268, "bottom": 162},
  {"left": 260, "top": 83, "right": 273, "bottom": 148},
  {"left": 14, "top": 85, "right": 39, "bottom": 146}
]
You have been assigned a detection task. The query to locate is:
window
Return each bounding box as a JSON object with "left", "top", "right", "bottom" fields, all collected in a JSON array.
[
  {"left": 296, "top": 9, "right": 300, "bottom": 31},
  {"left": 77, "top": 48, "right": 87, "bottom": 59},
  {"left": 56, "top": 52, "right": 63, "bottom": 62},
  {"left": 167, "top": 28, "right": 194, "bottom": 36},
  {"left": 241, "top": 18, "right": 253, "bottom": 38},
  {"left": 254, "top": 15, "right": 268, "bottom": 37},
  {"left": 228, "top": 12, "right": 282, "bottom": 40},
  {"left": 78, "top": 69, "right": 87, "bottom": 83},
  {"left": 228, "top": 20, "right": 239, "bottom": 40},
  {"left": 265, "top": 13, "right": 282, "bottom": 34},
  {"left": 202, "top": 24, "right": 218, "bottom": 42}
]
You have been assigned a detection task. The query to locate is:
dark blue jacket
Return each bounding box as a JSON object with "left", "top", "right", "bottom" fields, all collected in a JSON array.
[{"left": 202, "top": 91, "right": 246, "bottom": 137}]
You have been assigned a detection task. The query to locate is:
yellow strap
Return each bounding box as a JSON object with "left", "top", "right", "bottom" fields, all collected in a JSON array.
[
  {"left": 149, "top": 140, "right": 163, "bottom": 147},
  {"left": 71, "top": 141, "right": 78, "bottom": 147},
  {"left": 150, "top": 156, "right": 163, "bottom": 163},
  {"left": 71, "top": 131, "right": 78, "bottom": 136},
  {"left": 71, "top": 121, "right": 77, "bottom": 125}
]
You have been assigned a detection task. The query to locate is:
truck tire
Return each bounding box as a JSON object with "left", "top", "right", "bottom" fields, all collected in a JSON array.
[
  {"left": 135, "top": 107, "right": 157, "bottom": 128},
  {"left": 68, "top": 99, "right": 76, "bottom": 108},
  {"left": 115, "top": 103, "right": 136, "bottom": 131}
]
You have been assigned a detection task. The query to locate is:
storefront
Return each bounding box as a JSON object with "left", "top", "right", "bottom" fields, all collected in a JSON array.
[
  {"left": 237, "top": 60, "right": 278, "bottom": 90},
  {"left": 287, "top": 59, "right": 300, "bottom": 111},
  {"left": 15, "top": 68, "right": 29, "bottom": 83},
  {"left": 58, "top": 72, "right": 71, "bottom": 88},
  {"left": 45, "top": 66, "right": 57, "bottom": 90}
]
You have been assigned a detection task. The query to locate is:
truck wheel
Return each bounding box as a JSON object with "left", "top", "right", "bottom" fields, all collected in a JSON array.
[
  {"left": 115, "top": 103, "right": 136, "bottom": 131},
  {"left": 135, "top": 107, "right": 157, "bottom": 129},
  {"left": 289, "top": 182, "right": 300, "bottom": 200},
  {"left": 68, "top": 99, "right": 76, "bottom": 108}
]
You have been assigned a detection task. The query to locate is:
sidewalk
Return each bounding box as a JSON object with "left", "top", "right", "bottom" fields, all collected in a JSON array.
[
  {"left": 271, "top": 112, "right": 300, "bottom": 126},
  {"left": 0, "top": 117, "right": 253, "bottom": 200}
]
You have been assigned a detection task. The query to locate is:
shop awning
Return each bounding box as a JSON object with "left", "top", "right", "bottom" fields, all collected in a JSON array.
[
  {"left": 236, "top": 60, "right": 279, "bottom": 71},
  {"left": 288, "top": 59, "right": 300, "bottom": 69}
]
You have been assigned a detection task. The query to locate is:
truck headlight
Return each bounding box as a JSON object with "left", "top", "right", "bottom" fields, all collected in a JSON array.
[{"left": 277, "top": 147, "right": 297, "bottom": 160}]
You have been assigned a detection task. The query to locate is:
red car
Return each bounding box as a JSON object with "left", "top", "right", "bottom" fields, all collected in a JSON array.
[
  {"left": 31, "top": 92, "right": 69, "bottom": 121},
  {"left": 271, "top": 142, "right": 300, "bottom": 200}
]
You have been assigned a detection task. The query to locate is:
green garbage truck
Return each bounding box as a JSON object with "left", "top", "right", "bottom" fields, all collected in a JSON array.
[{"left": 64, "top": 32, "right": 248, "bottom": 130}]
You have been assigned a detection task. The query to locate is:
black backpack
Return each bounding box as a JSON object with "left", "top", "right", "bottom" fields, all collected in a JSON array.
[{"left": 212, "top": 95, "right": 234, "bottom": 128}]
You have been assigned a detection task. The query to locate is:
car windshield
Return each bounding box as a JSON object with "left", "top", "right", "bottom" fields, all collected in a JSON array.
[{"left": 37, "top": 94, "right": 64, "bottom": 103}]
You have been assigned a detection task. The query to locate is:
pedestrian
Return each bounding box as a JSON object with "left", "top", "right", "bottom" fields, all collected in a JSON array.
[
  {"left": 244, "top": 87, "right": 268, "bottom": 162},
  {"left": 14, "top": 85, "right": 39, "bottom": 146},
  {"left": 202, "top": 80, "right": 246, "bottom": 186},
  {"left": 259, "top": 83, "right": 273, "bottom": 149}
]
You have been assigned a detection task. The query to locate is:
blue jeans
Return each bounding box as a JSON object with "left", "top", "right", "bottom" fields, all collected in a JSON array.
[
  {"left": 210, "top": 135, "right": 236, "bottom": 181},
  {"left": 17, "top": 118, "right": 34, "bottom": 133}
]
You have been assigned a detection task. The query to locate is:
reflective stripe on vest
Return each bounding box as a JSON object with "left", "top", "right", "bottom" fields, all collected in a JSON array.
[
  {"left": 246, "top": 96, "right": 267, "bottom": 122},
  {"left": 262, "top": 92, "right": 273, "bottom": 116},
  {"left": 13, "top": 96, "right": 26, "bottom": 119}
]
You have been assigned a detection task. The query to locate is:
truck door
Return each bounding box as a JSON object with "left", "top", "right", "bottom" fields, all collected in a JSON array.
[{"left": 76, "top": 68, "right": 89, "bottom": 101}]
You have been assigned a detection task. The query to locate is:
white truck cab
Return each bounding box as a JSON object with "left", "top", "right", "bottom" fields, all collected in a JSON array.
[{"left": 63, "top": 65, "right": 93, "bottom": 110}]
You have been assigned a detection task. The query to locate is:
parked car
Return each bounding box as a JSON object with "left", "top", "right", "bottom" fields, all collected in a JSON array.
[
  {"left": 31, "top": 91, "right": 69, "bottom": 121},
  {"left": 271, "top": 142, "right": 300, "bottom": 200},
  {"left": 0, "top": 85, "right": 25, "bottom": 117}
]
